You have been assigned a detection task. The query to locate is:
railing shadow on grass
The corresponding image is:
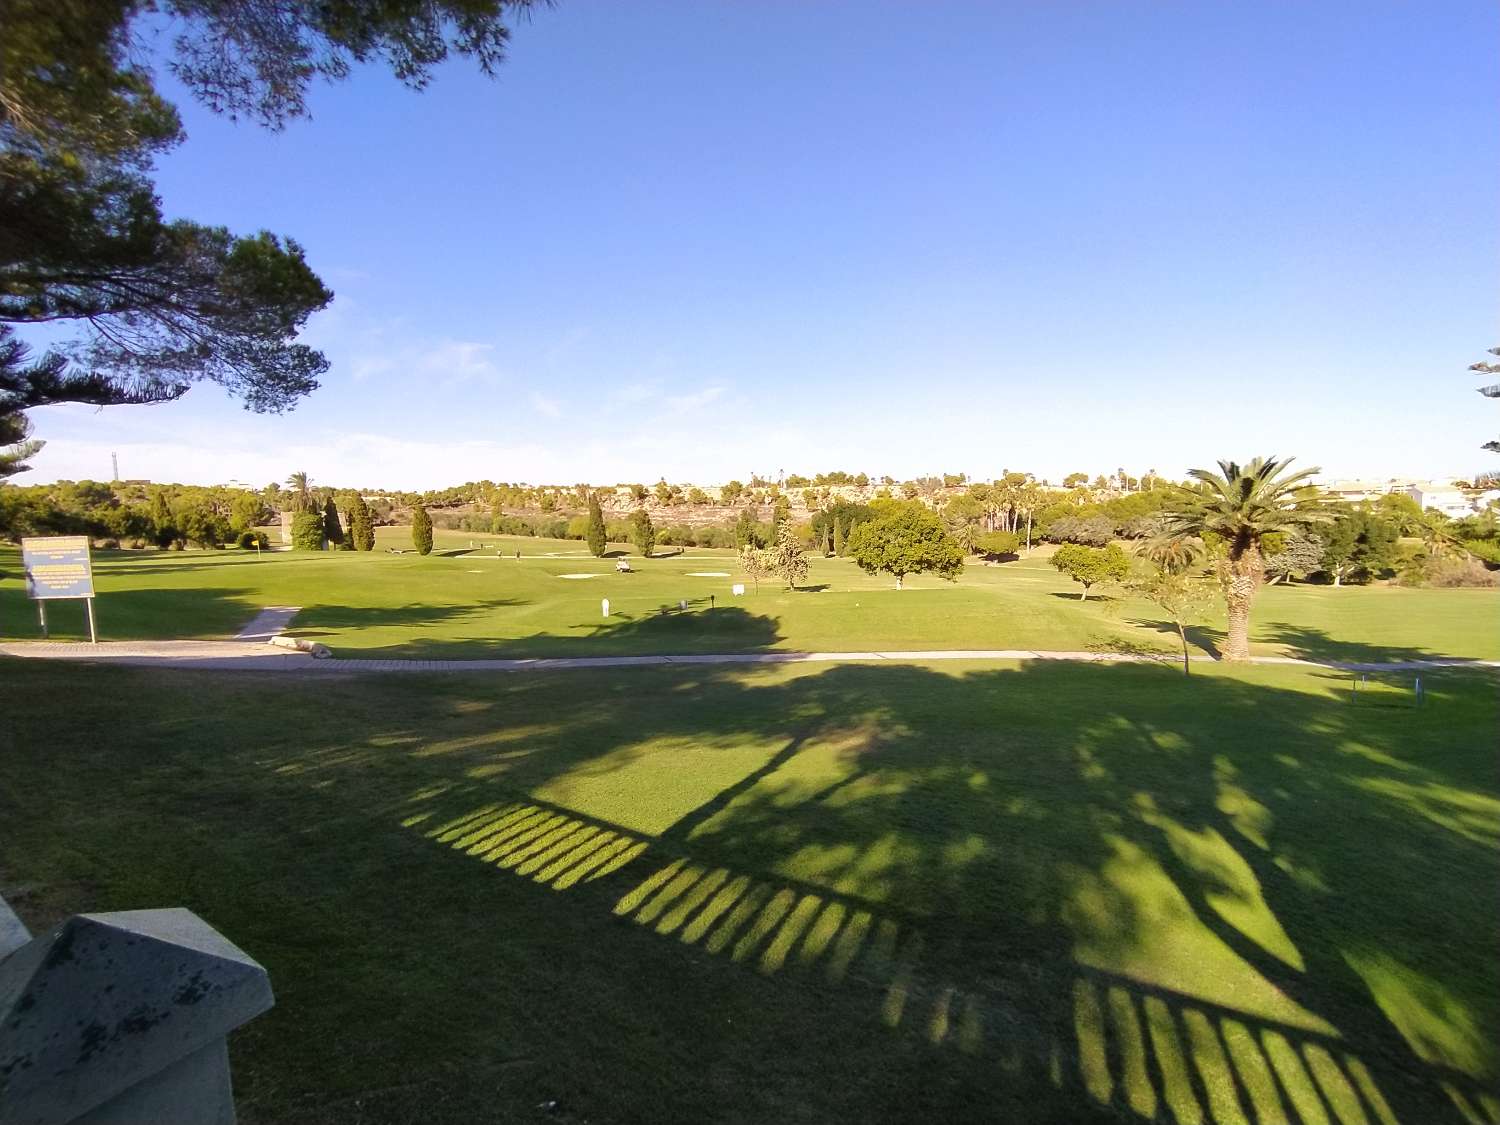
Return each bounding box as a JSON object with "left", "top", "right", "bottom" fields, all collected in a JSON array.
[{"left": 395, "top": 787, "right": 1500, "bottom": 1125}]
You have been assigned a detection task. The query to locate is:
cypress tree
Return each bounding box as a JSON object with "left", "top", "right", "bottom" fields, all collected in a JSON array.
[
  {"left": 631, "top": 508, "right": 656, "bottom": 557},
  {"left": 832, "top": 516, "right": 845, "bottom": 556},
  {"left": 322, "top": 496, "right": 343, "bottom": 548},
  {"left": 586, "top": 492, "right": 607, "bottom": 557},
  {"left": 412, "top": 504, "right": 433, "bottom": 555},
  {"left": 349, "top": 494, "right": 376, "bottom": 551}
]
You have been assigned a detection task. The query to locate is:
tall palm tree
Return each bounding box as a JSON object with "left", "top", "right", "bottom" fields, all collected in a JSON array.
[
  {"left": 1164, "top": 457, "right": 1326, "bottom": 662},
  {"left": 285, "top": 471, "right": 311, "bottom": 512}
]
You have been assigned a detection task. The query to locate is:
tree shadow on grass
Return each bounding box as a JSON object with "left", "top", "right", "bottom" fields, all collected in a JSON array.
[
  {"left": 6, "top": 658, "right": 1498, "bottom": 1123},
  {"left": 287, "top": 599, "right": 528, "bottom": 638},
  {"left": 0, "top": 585, "right": 257, "bottom": 641},
  {"left": 250, "top": 661, "right": 1500, "bottom": 1122},
  {"left": 1048, "top": 590, "right": 1121, "bottom": 604},
  {"left": 1126, "top": 617, "right": 1225, "bottom": 659},
  {"left": 1257, "top": 624, "right": 1481, "bottom": 666}
]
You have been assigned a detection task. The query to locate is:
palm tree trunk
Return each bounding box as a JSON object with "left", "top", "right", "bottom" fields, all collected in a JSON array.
[
  {"left": 1178, "top": 620, "right": 1190, "bottom": 676},
  {"left": 1222, "top": 545, "right": 1263, "bottom": 662}
]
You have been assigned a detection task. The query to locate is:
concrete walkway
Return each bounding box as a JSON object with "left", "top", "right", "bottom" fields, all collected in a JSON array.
[
  {"left": 232, "top": 605, "right": 301, "bottom": 642},
  {"left": 1, "top": 640, "right": 1495, "bottom": 675}
]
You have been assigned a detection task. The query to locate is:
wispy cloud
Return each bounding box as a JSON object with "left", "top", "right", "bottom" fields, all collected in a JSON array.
[
  {"left": 614, "top": 378, "right": 664, "bottom": 404},
  {"left": 530, "top": 391, "right": 562, "bottom": 418},
  {"left": 665, "top": 385, "right": 727, "bottom": 413}
]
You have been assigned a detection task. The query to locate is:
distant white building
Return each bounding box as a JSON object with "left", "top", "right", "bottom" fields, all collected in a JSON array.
[
  {"left": 1405, "top": 483, "right": 1474, "bottom": 518},
  {"left": 220, "top": 479, "right": 258, "bottom": 492},
  {"left": 1319, "top": 480, "right": 1394, "bottom": 504}
]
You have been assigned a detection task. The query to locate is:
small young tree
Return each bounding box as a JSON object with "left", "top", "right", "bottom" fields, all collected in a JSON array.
[
  {"left": 831, "top": 516, "right": 845, "bottom": 556},
  {"left": 846, "top": 504, "right": 965, "bottom": 590},
  {"left": 349, "top": 494, "right": 376, "bottom": 551},
  {"left": 412, "top": 504, "right": 433, "bottom": 555},
  {"left": 1129, "top": 568, "right": 1214, "bottom": 675},
  {"left": 1050, "top": 543, "right": 1130, "bottom": 600},
  {"left": 768, "top": 520, "right": 809, "bottom": 589},
  {"left": 631, "top": 508, "right": 656, "bottom": 557},
  {"left": 738, "top": 545, "right": 771, "bottom": 593},
  {"left": 291, "top": 510, "right": 324, "bottom": 551},
  {"left": 321, "top": 496, "right": 344, "bottom": 548},
  {"left": 586, "top": 492, "right": 607, "bottom": 557}
]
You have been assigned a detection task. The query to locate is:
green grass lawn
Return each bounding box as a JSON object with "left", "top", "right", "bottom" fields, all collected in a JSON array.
[
  {"left": 1, "top": 658, "right": 1495, "bottom": 1123},
  {"left": 3, "top": 533, "right": 1497, "bottom": 662}
]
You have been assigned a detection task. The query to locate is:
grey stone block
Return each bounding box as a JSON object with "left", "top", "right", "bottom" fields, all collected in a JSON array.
[
  {"left": 0, "top": 908, "right": 273, "bottom": 1124},
  {"left": 0, "top": 896, "right": 29, "bottom": 959}
]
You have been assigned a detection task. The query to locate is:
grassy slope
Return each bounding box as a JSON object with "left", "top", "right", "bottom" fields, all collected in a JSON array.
[
  {"left": 1, "top": 658, "right": 1495, "bottom": 1124},
  {"left": 3, "top": 536, "right": 1496, "bottom": 661}
]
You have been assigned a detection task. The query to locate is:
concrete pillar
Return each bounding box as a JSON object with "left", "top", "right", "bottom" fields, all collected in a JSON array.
[{"left": 0, "top": 899, "right": 273, "bottom": 1124}]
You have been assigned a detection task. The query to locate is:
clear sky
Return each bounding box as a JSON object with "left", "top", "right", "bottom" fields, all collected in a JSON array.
[{"left": 20, "top": 1, "right": 1499, "bottom": 489}]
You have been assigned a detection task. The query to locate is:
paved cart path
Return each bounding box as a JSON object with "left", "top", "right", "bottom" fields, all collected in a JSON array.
[{"left": 2, "top": 639, "right": 1495, "bottom": 675}]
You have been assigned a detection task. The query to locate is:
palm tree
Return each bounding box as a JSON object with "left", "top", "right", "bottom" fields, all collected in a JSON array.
[
  {"left": 1137, "top": 534, "right": 1205, "bottom": 575},
  {"left": 1163, "top": 457, "right": 1326, "bottom": 662},
  {"left": 285, "top": 471, "right": 311, "bottom": 512}
]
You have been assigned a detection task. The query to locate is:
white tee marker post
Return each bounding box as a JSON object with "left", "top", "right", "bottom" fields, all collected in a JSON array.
[{"left": 602, "top": 598, "right": 610, "bottom": 618}]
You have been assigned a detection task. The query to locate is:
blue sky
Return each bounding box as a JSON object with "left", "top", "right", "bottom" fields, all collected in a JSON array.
[{"left": 22, "top": 1, "right": 1499, "bottom": 488}]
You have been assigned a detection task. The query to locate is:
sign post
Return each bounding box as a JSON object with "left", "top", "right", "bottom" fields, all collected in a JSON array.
[{"left": 21, "top": 536, "right": 97, "bottom": 643}]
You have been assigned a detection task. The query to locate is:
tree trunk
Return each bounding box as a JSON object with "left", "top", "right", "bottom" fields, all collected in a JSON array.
[
  {"left": 1026, "top": 512, "right": 1032, "bottom": 553},
  {"left": 1222, "top": 543, "right": 1263, "bottom": 662},
  {"left": 1332, "top": 570, "right": 1342, "bottom": 588},
  {"left": 1079, "top": 585, "right": 1088, "bottom": 601},
  {"left": 1178, "top": 621, "right": 1190, "bottom": 676},
  {"left": 894, "top": 574, "right": 903, "bottom": 591}
]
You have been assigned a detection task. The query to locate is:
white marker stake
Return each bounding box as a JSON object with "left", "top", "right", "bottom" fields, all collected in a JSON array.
[
  {"left": 602, "top": 598, "right": 610, "bottom": 618},
  {"left": 732, "top": 584, "right": 745, "bottom": 596}
]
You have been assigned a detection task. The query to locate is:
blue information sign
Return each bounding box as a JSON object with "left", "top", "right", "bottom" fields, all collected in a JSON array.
[{"left": 21, "top": 536, "right": 95, "bottom": 600}]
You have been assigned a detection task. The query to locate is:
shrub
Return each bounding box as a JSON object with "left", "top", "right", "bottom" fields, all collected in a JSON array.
[
  {"left": 291, "top": 510, "right": 324, "bottom": 550},
  {"left": 236, "top": 529, "right": 269, "bottom": 550},
  {"left": 1428, "top": 557, "right": 1500, "bottom": 588}
]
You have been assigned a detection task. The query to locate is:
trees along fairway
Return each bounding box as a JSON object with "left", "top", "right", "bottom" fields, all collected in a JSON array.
[{"left": 846, "top": 503, "right": 965, "bottom": 590}]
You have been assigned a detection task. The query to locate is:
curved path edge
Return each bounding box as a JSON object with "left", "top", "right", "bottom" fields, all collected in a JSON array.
[{"left": 1, "top": 640, "right": 1495, "bottom": 675}]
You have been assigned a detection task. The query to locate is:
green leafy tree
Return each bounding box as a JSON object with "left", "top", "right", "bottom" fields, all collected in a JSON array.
[
  {"left": 974, "top": 530, "right": 1020, "bottom": 558},
  {"left": 290, "top": 509, "right": 324, "bottom": 551},
  {"left": 768, "top": 520, "right": 809, "bottom": 589},
  {"left": 348, "top": 494, "right": 376, "bottom": 551},
  {"left": 721, "top": 480, "right": 744, "bottom": 505},
  {"left": 1129, "top": 567, "right": 1215, "bottom": 675},
  {"left": 585, "top": 492, "right": 607, "bottom": 557},
  {"left": 832, "top": 515, "right": 845, "bottom": 556},
  {"left": 1063, "top": 472, "right": 1090, "bottom": 489},
  {"left": 846, "top": 503, "right": 964, "bottom": 590},
  {"left": 411, "top": 504, "right": 432, "bottom": 555},
  {"left": 734, "top": 507, "right": 765, "bottom": 550},
  {"left": 631, "top": 508, "right": 656, "bottom": 557},
  {"left": 1264, "top": 532, "right": 1324, "bottom": 585},
  {"left": 1163, "top": 457, "right": 1326, "bottom": 661},
  {"left": 1050, "top": 543, "right": 1129, "bottom": 600},
  {"left": 1318, "top": 510, "right": 1399, "bottom": 586}
]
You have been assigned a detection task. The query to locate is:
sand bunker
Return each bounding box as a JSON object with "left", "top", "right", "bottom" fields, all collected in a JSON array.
[{"left": 557, "top": 573, "right": 600, "bottom": 580}]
